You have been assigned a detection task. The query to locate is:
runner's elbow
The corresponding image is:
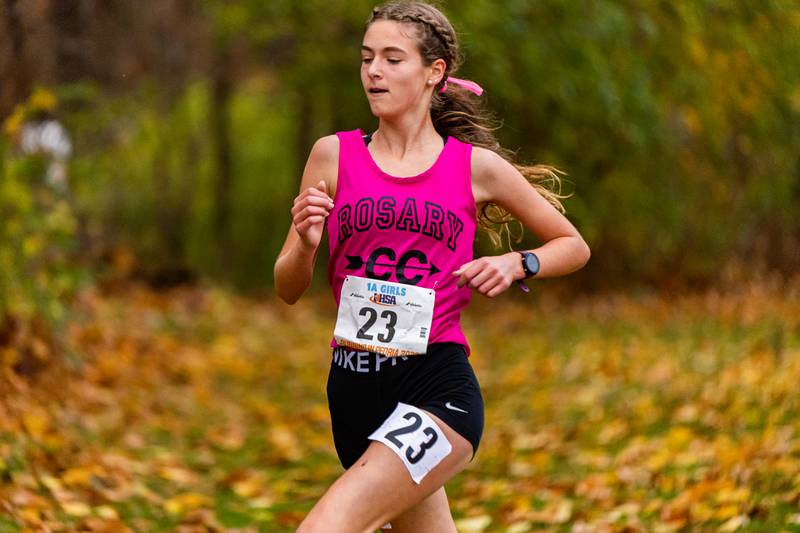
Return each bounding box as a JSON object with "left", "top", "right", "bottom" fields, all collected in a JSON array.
[
  {"left": 276, "top": 288, "right": 299, "bottom": 305},
  {"left": 274, "top": 278, "right": 304, "bottom": 305},
  {"left": 274, "top": 264, "right": 302, "bottom": 305}
]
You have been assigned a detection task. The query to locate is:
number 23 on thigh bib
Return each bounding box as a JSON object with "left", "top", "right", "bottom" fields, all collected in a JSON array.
[
  {"left": 368, "top": 402, "right": 452, "bottom": 484},
  {"left": 333, "top": 275, "right": 435, "bottom": 357}
]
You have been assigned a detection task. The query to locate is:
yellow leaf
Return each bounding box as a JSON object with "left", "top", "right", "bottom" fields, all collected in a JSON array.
[
  {"left": 531, "top": 451, "right": 551, "bottom": 470},
  {"left": 269, "top": 425, "right": 302, "bottom": 461},
  {"left": 719, "top": 515, "right": 749, "bottom": 532},
  {"left": 29, "top": 87, "right": 57, "bottom": 112},
  {"left": 529, "top": 499, "right": 572, "bottom": 524},
  {"left": 62, "top": 465, "right": 105, "bottom": 487},
  {"left": 208, "top": 427, "right": 245, "bottom": 451},
  {"left": 95, "top": 505, "right": 119, "bottom": 519},
  {"left": 1, "top": 348, "right": 20, "bottom": 367},
  {"left": 247, "top": 495, "right": 275, "bottom": 509},
  {"left": 455, "top": 515, "right": 492, "bottom": 532},
  {"left": 688, "top": 38, "right": 707, "bottom": 65},
  {"left": 132, "top": 481, "right": 163, "bottom": 503},
  {"left": 19, "top": 508, "right": 44, "bottom": 525},
  {"left": 164, "top": 492, "right": 213, "bottom": 515},
  {"left": 551, "top": 500, "right": 573, "bottom": 524},
  {"left": 690, "top": 502, "right": 714, "bottom": 522},
  {"left": 11, "top": 489, "right": 49, "bottom": 509},
  {"left": 597, "top": 419, "right": 628, "bottom": 444},
  {"left": 666, "top": 427, "right": 693, "bottom": 450},
  {"left": 575, "top": 473, "right": 614, "bottom": 502},
  {"left": 43, "top": 433, "right": 66, "bottom": 452},
  {"left": 715, "top": 504, "right": 741, "bottom": 520},
  {"left": 672, "top": 404, "right": 699, "bottom": 423},
  {"left": 39, "top": 474, "right": 63, "bottom": 492},
  {"left": 2, "top": 105, "right": 26, "bottom": 137},
  {"left": 23, "top": 236, "right": 43, "bottom": 258},
  {"left": 62, "top": 501, "right": 91, "bottom": 517},
  {"left": 513, "top": 432, "right": 551, "bottom": 451},
  {"left": 158, "top": 466, "right": 199, "bottom": 485},
  {"left": 654, "top": 520, "right": 685, "bottom": 532},
  {"left": 509, "top": 461, "right": 535, "bottom": 477},
  {"left": 30, "top": 337, "right": 50, "bottom": 361},
  {"left": 22, "top": 413, "right": 49, "bottom": 440},
  {"left": 231, "top": 475, "right": 263, "bottom": 498},
  {"left": 716, "top": 486, "right": 750, "bottom": 504},
  {"left": 647, "top": 449, "right": 671, "bottom": 472},
  {"left": 207, "top": 426, "right": 245, "bottom": 451},
  {"left": 607, "top": 502, "right": 641, "bottom": 522},
  {"left": 505, "top": 522, "right": 532, "bottom": 533}
]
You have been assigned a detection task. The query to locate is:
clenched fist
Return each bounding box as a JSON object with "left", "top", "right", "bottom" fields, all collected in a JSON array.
[{"left": 292, "top": 180, "right": 334, "bottom": 249}]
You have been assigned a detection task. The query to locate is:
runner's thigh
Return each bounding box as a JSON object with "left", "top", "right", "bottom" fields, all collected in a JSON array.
[{"left": 297, "top": 409, "right": 472, "bottom": 533}]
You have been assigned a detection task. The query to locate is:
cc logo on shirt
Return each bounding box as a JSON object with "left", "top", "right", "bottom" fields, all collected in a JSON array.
[{"left": 345, "top": 247, "right": 440, "bottom": 285}]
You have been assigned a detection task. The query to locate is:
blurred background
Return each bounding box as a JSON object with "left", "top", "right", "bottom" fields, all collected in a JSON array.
[
  {"left": 2, "top": 1, "right": 800, "bottom": 531},
  {"left": 3, "top": 0, "right": 799, "bottom": 300}
]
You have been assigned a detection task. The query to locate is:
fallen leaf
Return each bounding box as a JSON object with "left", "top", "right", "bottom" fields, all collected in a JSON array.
[{"left": 455, "top": 515, "right": 492, "bottom": 532}]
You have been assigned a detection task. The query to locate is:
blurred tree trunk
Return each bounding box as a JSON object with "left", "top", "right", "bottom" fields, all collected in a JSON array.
[
  {"left": 294, "top": 85, "right": 314, "bottom": 190},
  {"left": 1, "top": 0, "right": 30, "bottom": 115},
  {"left": 210, "top": 43, "right": 233, "bottom": 280},
  {"left": 151, "top": 132, "right": 192, "bottom": 286},
  {"left": 49, "top": 0, "right": 86, "bottom": 83}
]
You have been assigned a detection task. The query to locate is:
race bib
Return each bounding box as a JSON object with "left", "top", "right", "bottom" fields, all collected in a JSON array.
[
  {"left": 368, "top": 402, "right": 452, "bottom": 484},
  {"left": 333, "top": 275, "right": 435, "bottom": 357}
]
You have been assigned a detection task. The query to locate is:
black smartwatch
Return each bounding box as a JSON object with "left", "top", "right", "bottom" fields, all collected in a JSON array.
[{"left": 518, "top": 251, "right": 540, "bottom": 278}]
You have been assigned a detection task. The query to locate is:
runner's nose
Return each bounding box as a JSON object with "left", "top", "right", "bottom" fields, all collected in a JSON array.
[{"left": 368, "top": 61, "right": 382, "bottom": 79}]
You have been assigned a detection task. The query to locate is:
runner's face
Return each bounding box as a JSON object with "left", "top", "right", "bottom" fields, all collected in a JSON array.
[{"left": 361, "top": 20, "right": 435, "bottom": 117}]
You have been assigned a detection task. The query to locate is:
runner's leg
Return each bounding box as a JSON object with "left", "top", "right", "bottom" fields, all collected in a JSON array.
[
  {"left": 297, "top": 410, "right": 472, "bottom": 533},
  {"left": 381, "top": 486, "right": 456, "bottom": 533}
]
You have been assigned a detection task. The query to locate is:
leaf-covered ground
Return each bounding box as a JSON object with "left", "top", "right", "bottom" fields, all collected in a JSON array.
[{"left": 1, "top": 279, "right": 800, "bottom": 532}]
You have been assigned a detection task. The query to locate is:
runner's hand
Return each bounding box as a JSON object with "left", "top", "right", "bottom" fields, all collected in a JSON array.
[
  {"left": 292, "top": 180, "right": 334, "bottom": 249},
  {"left": 452, "top": 253, "right": 523, "bottom": 298}
]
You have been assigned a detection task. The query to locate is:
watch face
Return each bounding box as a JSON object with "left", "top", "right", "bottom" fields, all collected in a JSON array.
[{"left": 524, "top": 253, "right": 540, "bottom": 276}]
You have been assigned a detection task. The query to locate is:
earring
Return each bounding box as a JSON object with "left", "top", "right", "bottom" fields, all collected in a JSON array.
[{"left": 427, "top": 80, "right": 433, "bottom": 85}]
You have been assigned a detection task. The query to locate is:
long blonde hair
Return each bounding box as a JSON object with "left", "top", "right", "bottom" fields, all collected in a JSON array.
[{"left": 368, "top": 1, "right": 570, "bottom": 249}]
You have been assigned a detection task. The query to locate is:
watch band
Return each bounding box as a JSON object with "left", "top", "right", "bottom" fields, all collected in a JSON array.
[{"left": 516, "top": 251, "right": 531, "bottom": 292}]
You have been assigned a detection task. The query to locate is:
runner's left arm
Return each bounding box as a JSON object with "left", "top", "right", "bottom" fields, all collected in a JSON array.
[{"left": 452, "top": 147, "right": 590, "bottom": 297}]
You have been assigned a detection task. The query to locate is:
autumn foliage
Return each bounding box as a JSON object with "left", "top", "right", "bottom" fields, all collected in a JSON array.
[{"left": 2, "top": 278, "right": 799, "bottom": 531}]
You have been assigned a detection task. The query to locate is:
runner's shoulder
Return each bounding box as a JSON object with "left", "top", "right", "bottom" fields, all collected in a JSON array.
[
  {"left": 311, "top": 134, "right": 339, "bottom": 159},
  {"left": 308, "top": 135, "right": 339, "bottom": 171},
  {"left": 305, "top": 135, "right": 340, "bottom": 193}
]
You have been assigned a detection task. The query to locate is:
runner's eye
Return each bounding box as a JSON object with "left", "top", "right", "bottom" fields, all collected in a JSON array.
[{"left": 361, "top": 58, "right": 400, "bottom": 64}]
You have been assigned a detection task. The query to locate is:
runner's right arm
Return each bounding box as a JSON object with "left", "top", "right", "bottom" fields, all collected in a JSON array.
[{"left": 274, "top": 135, "right": 339, "bottom": 304}]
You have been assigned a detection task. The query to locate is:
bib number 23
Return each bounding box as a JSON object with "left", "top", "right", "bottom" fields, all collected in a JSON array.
[
  {"left": 357, "top": 307, "right": 397, "bottom": 343},
  {"left": 368, "top": 402, "right": 452, "bottom": 484},
  {"left": 334, "top": 275, "right": 435, "bottom": 356}
]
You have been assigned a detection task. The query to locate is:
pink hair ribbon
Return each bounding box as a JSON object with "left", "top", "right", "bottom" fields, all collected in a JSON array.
[{"left": 439, "top": 76, "right": 484, "bottom": 96}]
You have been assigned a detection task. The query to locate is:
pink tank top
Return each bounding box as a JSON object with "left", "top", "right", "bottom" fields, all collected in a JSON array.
[{"left": 327, "top": 129, "right": 477, "bottom": 356}]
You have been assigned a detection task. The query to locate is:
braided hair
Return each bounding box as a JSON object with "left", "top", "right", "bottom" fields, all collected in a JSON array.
[{"left": 367, "top": 1, "right": 569, "bottom": 250}]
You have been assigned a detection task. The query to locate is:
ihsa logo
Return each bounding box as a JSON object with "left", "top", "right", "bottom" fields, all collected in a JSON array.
[{"left": 369, "top": 293, "right": 397, "bottom": 306}]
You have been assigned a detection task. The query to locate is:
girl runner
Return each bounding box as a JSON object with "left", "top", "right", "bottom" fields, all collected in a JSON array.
[{"left": 275, "top": 2, "right": 590, "bottom": 531}]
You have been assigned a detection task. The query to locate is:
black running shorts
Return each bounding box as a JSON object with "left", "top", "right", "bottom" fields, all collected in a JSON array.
[{"left": 326, "top": 342, "right": 484, "bottom": 470}]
